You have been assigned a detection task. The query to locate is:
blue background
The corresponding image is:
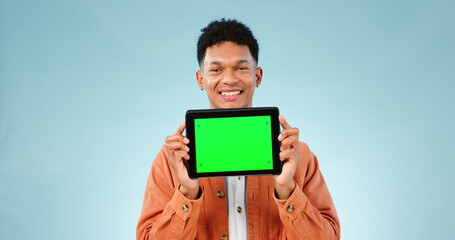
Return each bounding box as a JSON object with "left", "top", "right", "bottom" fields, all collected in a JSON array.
[{"left": 1, "top": 0, "right": 454, "bottom": 239}]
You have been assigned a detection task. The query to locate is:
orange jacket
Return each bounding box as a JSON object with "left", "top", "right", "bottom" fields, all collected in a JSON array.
[{"left": 137, "top": 142, "right": 340, "bottom": 240}]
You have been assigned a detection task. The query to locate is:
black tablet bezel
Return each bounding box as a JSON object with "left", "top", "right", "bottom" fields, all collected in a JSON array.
[{"left": 185, "top": 107, "right": 282, "bottom": 179}]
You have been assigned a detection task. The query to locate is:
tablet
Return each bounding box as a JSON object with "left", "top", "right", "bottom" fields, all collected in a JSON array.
[{"left": 185, "top": 107, "right": 282, "bottom": 179}]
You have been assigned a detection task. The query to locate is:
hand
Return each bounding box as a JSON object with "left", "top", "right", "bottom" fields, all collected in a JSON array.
[
  {"left": 271, "top": 114, "right": 301, "bottom": 199},
  {"left": 165, "top": 121, "right": 201, "bottom": 200}
]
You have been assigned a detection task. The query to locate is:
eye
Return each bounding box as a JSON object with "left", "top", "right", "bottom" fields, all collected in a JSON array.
[
  {"left": 237, "top": 66, "right": 249, "bottom": 71},
  {"left": 210, "top": 68, "right": 221, "bottom": 72}
]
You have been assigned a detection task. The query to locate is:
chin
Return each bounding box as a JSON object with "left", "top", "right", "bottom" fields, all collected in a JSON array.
[{"left": 222, "top": 102, "right": 250, "bottom": 109}]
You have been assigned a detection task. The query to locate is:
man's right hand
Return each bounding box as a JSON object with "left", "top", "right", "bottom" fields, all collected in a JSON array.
[{"left": 165, "top": 121, "right": 201, "bottom": 200}]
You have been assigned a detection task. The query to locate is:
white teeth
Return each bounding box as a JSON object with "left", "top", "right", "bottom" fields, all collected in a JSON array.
[{"left": 221, "top": 91, "right": 241, "bottom": 96}]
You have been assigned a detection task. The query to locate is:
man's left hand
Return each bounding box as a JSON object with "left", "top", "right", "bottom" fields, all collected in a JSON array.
[{"left": 271, "top": 114, "right": 301, "bottom": 199}]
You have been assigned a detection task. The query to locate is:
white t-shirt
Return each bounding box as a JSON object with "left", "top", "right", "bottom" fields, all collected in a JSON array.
[{"left": 224, "top": 176, "right": 248, "bottom": 240}]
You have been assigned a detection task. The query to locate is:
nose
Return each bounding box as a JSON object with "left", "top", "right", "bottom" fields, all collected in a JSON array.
[{"left": 221, "top": 69, "right": 237, "bottom": 85}]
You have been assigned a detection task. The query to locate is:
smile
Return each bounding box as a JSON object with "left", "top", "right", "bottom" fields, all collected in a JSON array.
[
  {"left": 219, "top": 90, "right": 242, "bottom": 101},
  {"left": 220, "top": 91, "right": 241, "bottom": 96}
]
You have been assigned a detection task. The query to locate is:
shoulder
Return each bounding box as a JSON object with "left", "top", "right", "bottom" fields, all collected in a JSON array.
[
  {"left": 152, "top": 145, "right": 170, "bottom": 168},
  {"left": 298, "top": 141, "right": 312, "bottom": 166},
  {"left": 149, "top": 145, "right": 180, "bottom": 189},
  {"left": 294, "top": 141, "right": 318, "bottom": 183}
]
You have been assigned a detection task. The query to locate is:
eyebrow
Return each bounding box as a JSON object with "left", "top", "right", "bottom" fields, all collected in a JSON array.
[
  {"left": 209, "top": 61, "right": 221, "bottom": 66},
  {"left": 208, "top": 60, "right": 250, "bottom": 66}
]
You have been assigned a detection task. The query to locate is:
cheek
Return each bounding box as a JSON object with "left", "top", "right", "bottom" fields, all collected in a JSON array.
[
  {"left": 206, "top": 83, "right": 217, "bottom": 93},
  {"left": 244, "top": 78, "right": 256, "bottom": 90},
  {"left": 204, "top": 77, "right": 218, "bottom": 88}
]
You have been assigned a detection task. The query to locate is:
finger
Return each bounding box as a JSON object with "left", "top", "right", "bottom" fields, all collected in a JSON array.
[
  {"left": 279, "top": 114, "right": 292, "bottom": 129},
  {"left": 279, "top": 149, "right": 292, "bottom": 161},
  {"left": 279, "top": 149, "right": 299, "bottom": 162},
  {"left": 166, "top": 135, "right": 190, "bottom": 144},
  {"left": 281, "top": 135, "right": 298, "bottom": 150},
  {"left": 169, "top": 151, "right": 183, "bottom": 168},
  {"left": 278, "top": 128, "right": 299, "bottom": 141},
  {"left": 174, "top": 121, "right": 186, "bottom": 135},
  {"left": 174, "top": 150, "right": 190, "bottom": 161},
  {"left": 183, "top": 152, "right": 190, "bottom": 160},
  {"left": 167, "top": 142, "right": 190, "bottom": 152}
]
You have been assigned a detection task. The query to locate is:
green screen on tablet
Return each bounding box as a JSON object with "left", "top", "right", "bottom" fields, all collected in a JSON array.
[
  {"left": 185, "top": 107, "right": 281, "bottom": 178},
  {"left": 194, "top": 115, "right": 273, "bottom": 173}
]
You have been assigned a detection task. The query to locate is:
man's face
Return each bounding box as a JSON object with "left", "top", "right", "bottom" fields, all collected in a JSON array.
[{"left": 196, "top": 41, "right": 263, "bottom": 109}]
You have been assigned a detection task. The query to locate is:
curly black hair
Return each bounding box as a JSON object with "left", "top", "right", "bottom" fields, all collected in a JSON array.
[{"left": 197, "top": 18, "right": 259, "bottom": 66}]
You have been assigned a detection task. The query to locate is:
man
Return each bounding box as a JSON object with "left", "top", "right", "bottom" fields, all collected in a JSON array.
[{"left": 137, "top": 19, "right": 340, "bottom": 240}]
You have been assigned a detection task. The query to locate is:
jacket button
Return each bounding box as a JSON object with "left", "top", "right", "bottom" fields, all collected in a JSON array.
[
  {"left": 182, "top": 204, "right": 189, "bottom": 212},
  {"left": 220, "top": 235, "right": 228, "bottom": 240},
  {"left": 287, "top": 205, "right": 294, "bottom": 213},
  {"left": 236, "top": 206, "right": 242, "bottom": 213},
  {"left": 217, "top": 190, "right": 225, "bottom": 198}
]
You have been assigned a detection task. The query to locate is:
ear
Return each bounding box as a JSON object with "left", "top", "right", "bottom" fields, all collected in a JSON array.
[
  {"left": 196, "top": 70, "right": 204, "bottom": 90},
  {"left": 255, "top": 67, "right": 263, "bottom": 87}
]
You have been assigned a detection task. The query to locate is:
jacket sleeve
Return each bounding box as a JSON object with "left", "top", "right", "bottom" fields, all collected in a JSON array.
[
  {"left": 273, "top": 142, "right": 340, "bottom": 240},
  {"left": 136, "top": 146, "right": 203, "bottom": 240}
]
